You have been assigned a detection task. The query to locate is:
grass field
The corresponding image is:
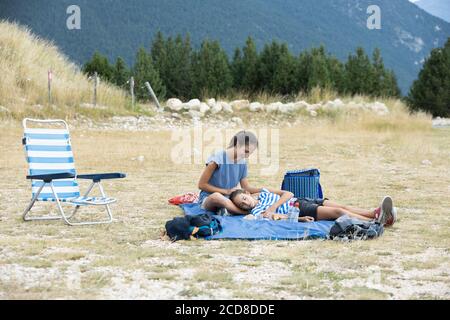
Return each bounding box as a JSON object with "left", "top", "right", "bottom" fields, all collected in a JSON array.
[{"left": 0, "top": 114, "right": 449, "bottom": 299}]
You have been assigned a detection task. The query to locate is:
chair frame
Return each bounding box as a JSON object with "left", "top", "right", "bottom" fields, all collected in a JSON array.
[{"left": 22, "top": 118, "right": 125, "bottom": 226}]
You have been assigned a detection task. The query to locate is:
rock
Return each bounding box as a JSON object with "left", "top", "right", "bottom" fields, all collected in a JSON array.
[
  {"left": 346, "top": 101, "right": 365, "bottom": 110},
  {"left": 171, "top": 113, "right": 182, "bottom": 119},
  {"left": 199, "top": 102, "right": 210, "bottom": 114},
  {"left": 279, "top": 103, "right": 295, "bottom": 113},
  {"left": 323, "top": 99, "right": 345, "bottom": 110},
  {"left": 188, "top": 110, "right": 203, "bottom": 118},
  {"left": 230, "top": 99, "right": 250, "bottom": 111},
  {"left": 421, "top": 159, "right": 432, "bottom": 166},
  {"left": 220, "top": 101, "right": 233, "bottom": 114},
  {"left": 266, "top": 102, "right": 283, "bottom": 113},
  {"left": 166, "top": 98, "right": 183, "bottom": 111},
  {"left": 231, "top": 117, "right": 243, "bottom": 126},
  {"left": 210, "top": 102, "right": 222, "bottom": 114},
  {"left": 249, "top": 102, "right": 263, "bottom": 112},
  {"left": 186, "top": 99, "right": 201, "bottom": 111},
  {"left": 307, "top": 104, "right": 321, "bottom": 112},
  {"left": 309, "top": 110, "right": 318, "bottom": 117},
  {"left": 293, "top": 101, "right": 309, "bottom": 111},
  {"left": 206, "top": 98, "right": 216, "bottom": 107},
  {"left": 366, "top": 101, "right": 389, "bottom": 115}
]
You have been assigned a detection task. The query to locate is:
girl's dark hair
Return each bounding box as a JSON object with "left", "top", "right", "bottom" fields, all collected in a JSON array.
[
  {"left": 228, "top": 130, "right": 259, "bottom": 149},
  {"left": 229, "top": 189, "right": 245, "bottom": 203}
]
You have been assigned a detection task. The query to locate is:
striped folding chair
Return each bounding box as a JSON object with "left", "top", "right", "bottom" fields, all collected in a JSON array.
[{"left": 22, "top": 118, "right": 126, "bottom": 226}]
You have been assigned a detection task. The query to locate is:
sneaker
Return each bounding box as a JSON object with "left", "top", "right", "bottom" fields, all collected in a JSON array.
[
  {"left": 378, "top": 196, "right": 394, "bottom": 227},
  {"left": 385, "top": 207, "right": 398, "bottom": 227},
  {"left": 217, "top": 208, "right": 229, "bottom": 216}
]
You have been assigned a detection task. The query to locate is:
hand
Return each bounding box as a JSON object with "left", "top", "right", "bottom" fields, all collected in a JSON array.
[
  {"left": 299, "top": 216, "right": 315, "bottom": 222},
  {"left": 226, "top": 187, "right": 240, "bottom": 195},
  {"left": 263, "top": 208, "right": 276, "bottom": 219}
]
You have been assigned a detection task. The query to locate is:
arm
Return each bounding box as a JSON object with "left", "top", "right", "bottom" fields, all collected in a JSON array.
[
  {"left": 262, "top": 188, "right": 294, "bottom": 218},
  {"left": 221, "top": 198, "right": 249, "bottom": 215},
  {"left": 240, "top": 178, "right": 263, "bottom": 194},
  {"left": 198, "top": 162, "right": 236, "bottom": 196}
]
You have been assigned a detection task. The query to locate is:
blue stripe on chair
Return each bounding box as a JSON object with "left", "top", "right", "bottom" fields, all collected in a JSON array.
[
  {"left": 29, "top": 169, "right": 77, "bottom": 175},
  {"left": 27, "top": 157, "right": 74, "bottom": 164},
  {"left": 32, "top": 180, "right": 78, "bottom": 187},
  {"left": 35, "top": 193, "right": 79, "bottom": 200},
  {"left": 24, "top": 133, "right": 69, "bottom": 140},
  {"left": 26, "top": 145, "right": 72, "bottom": 152}
]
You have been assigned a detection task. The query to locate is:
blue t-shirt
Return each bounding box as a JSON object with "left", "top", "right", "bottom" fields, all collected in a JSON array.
[{"left": 198, "top": 150, "right": 248, "bottom": 203}]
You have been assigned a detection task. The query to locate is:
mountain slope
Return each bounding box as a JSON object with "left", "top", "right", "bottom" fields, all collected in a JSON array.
[
  {"left": 1, "top": 0, "right": 449, "bottom": 94},
  {"left": 414, "top": 0, "right": 450, "bottom": 23},
  {"left": 0, "top": 21, "right": 126, "bottom": 113}
]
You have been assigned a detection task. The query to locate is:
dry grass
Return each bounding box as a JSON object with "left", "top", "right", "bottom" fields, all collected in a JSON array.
[
  {"left": 0, "top": 21, "right": 130, "bottom": 120},
  {"left": 0, "top": 109, "right": 449, "bottom": 300}
]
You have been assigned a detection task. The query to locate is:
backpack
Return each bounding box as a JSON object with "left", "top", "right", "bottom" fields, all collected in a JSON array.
[
  {"left": 165, "top": 213, "right": 222, "bottom": 241},
  {"left": 329, "top": 215, "right": 384, "bottom": 241},
  {"left": 281, "top": 168, "right": 323, "bottom": 199}
]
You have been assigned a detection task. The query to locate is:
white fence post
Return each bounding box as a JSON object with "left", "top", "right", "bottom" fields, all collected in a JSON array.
[{"left": 145, "top": 81, "right": 164, "bottom": 112}]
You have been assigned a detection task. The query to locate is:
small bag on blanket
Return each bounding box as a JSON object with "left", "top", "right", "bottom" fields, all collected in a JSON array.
[
  {"left": 165, "top": 213, "right": 222, "bottom": 241},
  {"left": 329, "top": 215, "right": 384, "bottom": 240}
]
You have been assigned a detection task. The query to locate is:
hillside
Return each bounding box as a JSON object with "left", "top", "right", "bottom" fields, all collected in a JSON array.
[
  {"left": 414, "top": 0, "right": 450, "bottom": 23},
  {"left": 0, "top": 0, "right": 449, "bottom": 94},
  {"left": 0, "top": 21, "right": 128, "bottom": 118}
]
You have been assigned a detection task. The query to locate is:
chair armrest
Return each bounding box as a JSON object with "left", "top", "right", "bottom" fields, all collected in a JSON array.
[
  {"left": 26, "top": 172, "right": 76, "bottom": 182},
  {"left": 76, "top": 173, "right": 126, "bottom": 182}
]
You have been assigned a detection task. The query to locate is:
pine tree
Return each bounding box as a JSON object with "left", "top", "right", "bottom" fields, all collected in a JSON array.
[
  {"left": 308, "top": 46, "right": 332, "bottom": 91},
  {"left": 241, "top": 37, "right": 259, "bottom": 92},
  {"left": 272, "top": 43, "right": 298, "bottom": 95},
  {"left": 192, "top": 40, "right": 232, "bottom": 98},
  {"left": 231, "top": 48, "right": 243, "bottom": 89},
  {"left": 112, "top": 57, "right": 130, "bottom": 88},
  {"left": 257, "top": 41, "right": 283, "bottom": 92},
  {"left": 344, "top": 47, "right": 374, "bottom": 95},
  {"left": 82, "top": 51, "right": 114, "bottom": 81},
  {"left": 133, "top": 47, "right": 166, "bottom": 100},
  {"left": 408, "top": 38, "right": 450, "bottom": 117}
]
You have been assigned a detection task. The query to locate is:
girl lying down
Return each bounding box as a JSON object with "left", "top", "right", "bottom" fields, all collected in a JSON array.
[{"left": 229, "top": 188, "right": 397, "bottom": 227}]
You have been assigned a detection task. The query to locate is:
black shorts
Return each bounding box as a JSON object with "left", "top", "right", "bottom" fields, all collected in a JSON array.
[{"left": 294, "top": 198, "right": 327, "bottom": 220}]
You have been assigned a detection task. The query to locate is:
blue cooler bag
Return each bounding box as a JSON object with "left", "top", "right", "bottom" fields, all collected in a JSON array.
[{"left": 281, "top": 168, "right": 323, "bottom": 200}]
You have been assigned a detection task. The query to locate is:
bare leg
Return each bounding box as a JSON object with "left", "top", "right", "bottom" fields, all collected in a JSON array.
[
  {"left": 317, "top": 206, "right": 373, "bottom": 221},
  {"left": 323, "top": 200, "right": 375, "bottom": 218},
  {"left": 202, "top": 192, "right": 247, "bottom": 215}
]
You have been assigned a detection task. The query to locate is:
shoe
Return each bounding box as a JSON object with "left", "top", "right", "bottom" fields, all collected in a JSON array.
[
  {"left": 385, "top": 207, "right": 398, "bottom": 227},
  {"left": 217, "top": 208, "right": 229, "bottom": 216},
  {"left": 378, "top": 196, "right": 395, "bottom": 227}
]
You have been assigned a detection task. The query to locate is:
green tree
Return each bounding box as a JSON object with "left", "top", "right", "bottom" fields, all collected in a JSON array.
[
  {"left": 272, "top": 43, "right": 298, "bottom": 95},
  {"left": 257, "top": 41, "right": 283, "bottom": 92},
  {"left": 192, "top": 40, "right": 232, "bottom": 98},
  {"left": 231, "top": 48, "right": 244, "bottom": 89},
  {"left": 133, "top": 47, "right": 166, "bottom": 100},
  {"left": 308, "top": 46, "right": 333, "bottom": 91},
  {"left": 344, "top": 47, "right": 374, "bottom": 95},
  {"left": 112, "top": 56, "right": 130, "bottom": 88},
  {"left": 241, "top": 37, "right": 259, "bottom": 92},
  {"left": 408, "top": 38, "right": 450, "bottom": 117},
  {"left": 82, "top": 51, "right": 114, "bottom": 81}
]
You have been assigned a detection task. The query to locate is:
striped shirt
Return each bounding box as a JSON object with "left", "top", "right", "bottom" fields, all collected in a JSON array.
[{"left": 250, "top": 188, "right": 295, "bottom": 216}]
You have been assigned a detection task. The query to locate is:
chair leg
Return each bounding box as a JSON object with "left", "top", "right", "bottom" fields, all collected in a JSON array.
[
  {"left": 23, "top": 182, "right": 62, "bottom": 221},
  {"left": 63, "top": 181, "right": 114, "bottom": 226}
]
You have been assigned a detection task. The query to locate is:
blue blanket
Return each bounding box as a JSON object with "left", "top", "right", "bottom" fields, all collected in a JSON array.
[{"left": 180, "top": 203, "right": 334, "bottom": 240}]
